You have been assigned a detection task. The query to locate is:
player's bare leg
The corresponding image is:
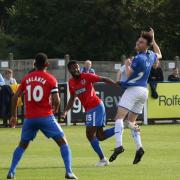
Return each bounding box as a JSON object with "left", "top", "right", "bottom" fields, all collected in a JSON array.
[
  {"left": 54, "top": 137, "right": 78, "bottom": 179},
  {"left": 127, "top": 112, "right": 145, "bottom": 164},
  {"left": 96, "top": 127, "right": 115, "bottom": 141},
  {"left": 109, "top": 107, "right": 128, "bottom": 162},
  {"left": 96, "top": 127, "right": 107, "bottom": 141},
  {"left": 86, "top": 126, "right": 109, "bottom": 167},
  {"left": 7, "top": 142, "right": 29, "bottom": 179}
]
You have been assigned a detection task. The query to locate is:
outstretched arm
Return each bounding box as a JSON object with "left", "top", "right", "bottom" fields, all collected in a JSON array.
[
  {"left": 99, "top": 76, "right": 117, "bottom": 86},
  {"left": 87, "top": 73, "right": 119, "bottom": 86}
]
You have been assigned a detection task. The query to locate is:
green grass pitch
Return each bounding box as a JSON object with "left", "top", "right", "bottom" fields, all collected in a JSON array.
[{"left": 0, "top": 124, "right": 180, "bottom": 180}]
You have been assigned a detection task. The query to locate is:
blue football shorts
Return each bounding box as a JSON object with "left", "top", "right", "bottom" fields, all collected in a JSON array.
[
  {"left": 21, "top": 115, "right": 64, "bottom": 143},
  {"left": 86, "top": 102, "right": 106, "bottom": 127}
]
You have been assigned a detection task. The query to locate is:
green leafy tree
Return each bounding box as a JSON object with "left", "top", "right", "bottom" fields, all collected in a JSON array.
[{"left": 0, "top": 0, "right": 179, "bottom": 60}]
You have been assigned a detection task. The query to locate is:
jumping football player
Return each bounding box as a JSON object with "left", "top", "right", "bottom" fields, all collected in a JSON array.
[
  {"left": 62, "top": 61, "right": 116, "bottom": 167},
  {"left": 109, "top": 28, "right": 162, "bottom": 164},
  {"left": 7, "top": 53, "right": 77, "bottom": 179}
]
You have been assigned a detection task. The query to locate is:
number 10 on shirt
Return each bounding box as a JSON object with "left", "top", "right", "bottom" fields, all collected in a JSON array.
[{"left": 26, "top": 85, "right": 44, "bottom": 102}]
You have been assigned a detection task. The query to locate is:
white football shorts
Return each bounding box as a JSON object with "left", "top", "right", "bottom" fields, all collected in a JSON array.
[{"left": 118, "top": 86, "right": 148, "bottom": 114}]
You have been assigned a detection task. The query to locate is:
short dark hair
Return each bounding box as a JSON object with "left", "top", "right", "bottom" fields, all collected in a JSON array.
[
  {"left": 67, "top": 60, "right": 78, "bottom": 70},
  {"left": 34, "top": 53, "right": 48, "bottom": 70},
  {"left": 141, "top": 31, "right": 153, "bottom": 46}
]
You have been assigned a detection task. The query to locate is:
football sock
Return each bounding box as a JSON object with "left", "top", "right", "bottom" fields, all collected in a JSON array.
[
  {"left": 115, "top": 119, "right": 124, "bottom": 148},
  {"left": 60, "top": 144, "right": 72, "bottom": 174},
  {"left": 103, "top": 127, "right": 115, "bottom": 140},
  {"left": 131, "top": 129, "right": 142, "bottom": 150},
  {"left": 90, "top": 138, "right": 104, "bottom": 159},
  {"left": 9, "top": 146, "right": 25, "bottom": 174}
]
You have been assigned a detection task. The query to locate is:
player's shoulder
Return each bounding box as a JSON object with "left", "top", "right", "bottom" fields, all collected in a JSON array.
[
  {"left": 41, "top": 71, "right": 56, "bottom": 81},
  {"left": 131, "top": 55, "right": 140, "bottom": 65},
  {"left": 39, "top": 71, "right": 58, "bottom": 86},
  {"left": 47, "top": 71, "right": 56, "bottom": 79},
  {"left": 135, "top": 51, "right": 154, "bottom": 60},
  {"left": 147, "top": 50, "right": 157, "bottom": 61},
  {"left": 82, "top": 72, "right": 96, "bottom": 78},
  {"left": 133, "top": 54, "right": 141, "bottom": 61},
  {"left": 147, "top": 50, "right": 156, "bottom": 57},
  {"left": 81, "top": 73, "right": 88, "bottom": 76},
  {"left": 147, "top": 50, "right": 155, "bottom": 55},
  {"left": 21, "top": 72, "right": 33, "bottom": 82},
  {"left": 136, "top": 52, "right": 146, "bottom": 59}
]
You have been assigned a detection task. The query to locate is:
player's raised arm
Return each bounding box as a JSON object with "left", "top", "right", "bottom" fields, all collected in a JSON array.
[
  {"left": 86, "top": 73, "right": 117, "bottom": 86},
  {"left": 149, "top": 28, "right": 162, "bottom": 60},
  {"left": 10, "top": 89, "right": 22, "bottom": 128},
  {"left": 99, "top": 76, "right": 117, "bottom": 86}
]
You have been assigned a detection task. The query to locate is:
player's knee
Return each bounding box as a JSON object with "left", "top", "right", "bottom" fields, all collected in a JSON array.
[
  {"left": 54, "top": 137, "right": 67, "bottom": 147},
  {"left": 19, "top": 141, "right": 29, "bottom": 150},
  {"left": 97, "top": 136, "right": 105, "bottom": 141},
  {"left": 86, "top": 131, "right": 95, "bottom": 141},
  {"left": 96, "top": 134, "right": 105, "bottom": 141},
  {"left": 86, "top": 133, "right": 92, "bottom": 141}
]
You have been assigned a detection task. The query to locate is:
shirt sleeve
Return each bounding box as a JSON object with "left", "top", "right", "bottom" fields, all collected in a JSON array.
[
  {"left": 86, "top": 73, "right": 101, "bottom": 84},
  {"left": 69, "top": 81, "right": 75, "bottom": 95},
  {"left": 50, "top": 77, "right": 59, "bottom": 94},
  {"left": 131, "top": 57, "right": 139, "bottom": 71}
]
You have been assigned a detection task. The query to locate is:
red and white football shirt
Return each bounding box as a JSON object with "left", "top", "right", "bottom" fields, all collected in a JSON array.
[
  {"left": 18, "top": 70, "right": 58, "bottom": 119},
  {"left": 69, "top": 73, "right": 101, "bottom": 112}
]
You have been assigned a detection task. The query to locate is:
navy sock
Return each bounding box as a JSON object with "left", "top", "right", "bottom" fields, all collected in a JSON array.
[
  {"left": 90, "top": 138, "right": 104, "bottom": 159},
  {"left": 9, "top": 147, "right": 25, "bottom": 174},
  {"left": 104, "top": 127, "right": 115, "bottom": 140},
  {"left": 60, "top": 144, "right": 72, "bottom": 174}
]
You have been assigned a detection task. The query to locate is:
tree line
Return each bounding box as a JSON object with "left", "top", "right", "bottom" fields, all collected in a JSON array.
[{"left": 0, "top": 0, "right": 179, "bottom": 61}]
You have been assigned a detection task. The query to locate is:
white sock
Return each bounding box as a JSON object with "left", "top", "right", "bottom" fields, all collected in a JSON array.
[
  {"left": 115, "top": 119, "right": 124, "bottom": 148},
  {"left": 131, "top": 129, "right": 142, "bottom": 150}
]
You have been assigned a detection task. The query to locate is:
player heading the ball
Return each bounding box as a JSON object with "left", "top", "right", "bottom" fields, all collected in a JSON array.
[{"left": 109, "top": 28, "right": 162, "bottom": 164}]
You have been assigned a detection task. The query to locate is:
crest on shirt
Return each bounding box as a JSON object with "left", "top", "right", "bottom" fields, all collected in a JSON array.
[{"left": 80, "top": 79, "right": 86, "bottom": 85}]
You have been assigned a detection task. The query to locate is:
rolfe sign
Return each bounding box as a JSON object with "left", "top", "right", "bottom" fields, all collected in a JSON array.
[{"left": 148, "top": 82, "right": 180, "bottom": 119}]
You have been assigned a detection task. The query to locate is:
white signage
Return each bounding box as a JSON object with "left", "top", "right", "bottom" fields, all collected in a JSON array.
[
  {"left": 1, "top": 61, "right": 9, "bottom": 68},
  {"left": 168, "top": 62, "right": 175, "bottom": 69},
  {"left": 114, "top": 64, "right": 121, "bottom": 70},
  {"left": 58, "top": 59, "right": 65, "bottom": 66}
]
